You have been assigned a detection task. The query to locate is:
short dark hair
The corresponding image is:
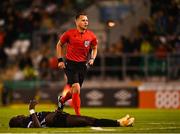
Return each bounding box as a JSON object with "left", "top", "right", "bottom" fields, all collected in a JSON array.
[
  {"left": 9, "top": 116, "right": 27, "bottom": 128},
  {"left": 75, "top": 12, "right": 87, "bottom": 20}
]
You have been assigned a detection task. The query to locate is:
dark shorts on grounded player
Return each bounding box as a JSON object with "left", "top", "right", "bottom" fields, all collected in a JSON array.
[{"left": 53, "top": 111, "right": 119, "bottom": 127}]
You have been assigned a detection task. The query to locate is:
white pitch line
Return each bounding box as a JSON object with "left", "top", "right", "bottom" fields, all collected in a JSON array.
[{"left": 91, "top": 127, "right": 116, "bottom": 131}]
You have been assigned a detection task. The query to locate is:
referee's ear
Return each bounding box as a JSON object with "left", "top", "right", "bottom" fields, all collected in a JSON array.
[{"left": 75, "top": 19, "right": 78, "bottom": 26}]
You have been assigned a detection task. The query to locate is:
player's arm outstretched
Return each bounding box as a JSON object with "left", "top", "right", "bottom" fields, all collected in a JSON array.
[{"left": 29, "top": 100, "right": 41, "bottom": 128}]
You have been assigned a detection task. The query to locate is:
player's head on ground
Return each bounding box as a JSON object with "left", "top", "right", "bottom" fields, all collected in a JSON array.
[
  {"left": 9, "top": 115, "right": 28, "bottom": 128},
  {"left": 75, "top": 12, "right": 88, "bottom": 31}
]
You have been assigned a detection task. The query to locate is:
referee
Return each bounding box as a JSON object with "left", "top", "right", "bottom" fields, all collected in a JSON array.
[{"left": 56, "top": 12, "right": 98, "bottom": 115}]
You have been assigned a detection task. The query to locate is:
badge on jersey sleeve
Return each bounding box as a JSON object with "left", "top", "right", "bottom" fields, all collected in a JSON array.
[{"left": 84, "top": 40, "right": 90, "bottom": 47}]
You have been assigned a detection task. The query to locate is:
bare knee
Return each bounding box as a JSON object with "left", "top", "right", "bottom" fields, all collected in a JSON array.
[{"left": 72, "top": 83, "right": 80, "bottom": 94}]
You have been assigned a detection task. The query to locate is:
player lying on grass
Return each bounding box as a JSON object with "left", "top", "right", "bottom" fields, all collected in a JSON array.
[{"left": 9, "top": 100, "right": 135, "bottom": 128}]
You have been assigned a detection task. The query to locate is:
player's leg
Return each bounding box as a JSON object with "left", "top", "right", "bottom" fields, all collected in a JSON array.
[
  {"left": 61, "top": 74, "right": 72, "bottom": 104},
  {"left": 68, "top": 63, "right": 87, "bottom": 116},
  {"left": 94, "top": 114, "right": 135, "bottom": 127},
  {"left": 57, "top": 84, "right": 81, "bottom": 115},
  {"left": 71, "top": 83, "right": 81, "bottom": 115},
  {"left": 66, "top": 115, "right": 96, "bottom": 127},
  {"left": 58, "top": 85, "right": 72, "bottom": 111},
  {"left": 58, "top": 85, "right": 71, "bottom": 111},
  {"left": 66, "top": 114, "right": 135, "bottom": 127},
  {"left": 57, "top": 62, "right": 75, "bottom": 110},
  {"left": 59, "top": 84, "right": 72, "bottom": 104},
  {"left": 60, "top": 60, "right": 81, "bottom": 115},
  {"left": 78, "top": 63, "right": 87, "bottom": 87},
  {"left": 70, "top": 64, "right": 87, "bottom": 115}
]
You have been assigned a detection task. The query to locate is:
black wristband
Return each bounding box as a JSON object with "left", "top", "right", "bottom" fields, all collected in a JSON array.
[{"left": 58, "top": 58, "right": 63, "bottom": 62}]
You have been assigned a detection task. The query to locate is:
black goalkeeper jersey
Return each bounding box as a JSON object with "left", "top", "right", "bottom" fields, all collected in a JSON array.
[
  {"left": 26, "top": 111, "right": 51, "bottom": 128},
  {"left": 26, "top": 111, "right": 69, "bottom": 128}
]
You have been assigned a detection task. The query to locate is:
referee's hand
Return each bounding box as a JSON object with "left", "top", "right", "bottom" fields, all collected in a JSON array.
[
  {"left": 58, "top": 62, "right": 65, "bottom": 69},
  {"left": 88, "top": 58, "right": 94, "bottom": 66}
]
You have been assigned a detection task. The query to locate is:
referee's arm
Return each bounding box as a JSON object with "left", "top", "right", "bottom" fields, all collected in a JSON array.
[
  {"left": 56, "top": 40, "right": 64, "bottom": 59},
  {"left": 91, "top": 45, "right": 97, "bottom": 60},
  {"left": 89, "top": 45, "right": 97, "bottom": 66},
  {"left": 56, "top": 40, "right": 65, "bottom": 69}
]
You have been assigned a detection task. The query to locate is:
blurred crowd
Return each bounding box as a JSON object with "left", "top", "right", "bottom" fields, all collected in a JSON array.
[
  {"left": 107, "top": 0, "right": 179, "bottom": 56},
  {"left": 105, "top": 0, "right": 179, "bottom": 79},
  {"left": 0, "top": 0, "right": 93, "bottom": 81}
]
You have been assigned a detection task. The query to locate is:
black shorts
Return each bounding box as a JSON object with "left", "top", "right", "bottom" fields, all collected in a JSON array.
[
  {"left": 64, "top": 59, "right": 87, "bottom": 87},
  {"left": 52, "top": 112, "right": 70, "bottom": 127}
]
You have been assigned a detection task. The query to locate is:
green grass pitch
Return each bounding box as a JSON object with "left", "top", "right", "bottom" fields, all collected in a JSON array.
[{"left": 0, "top": 104, "right": 180, "bottom": 133}]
